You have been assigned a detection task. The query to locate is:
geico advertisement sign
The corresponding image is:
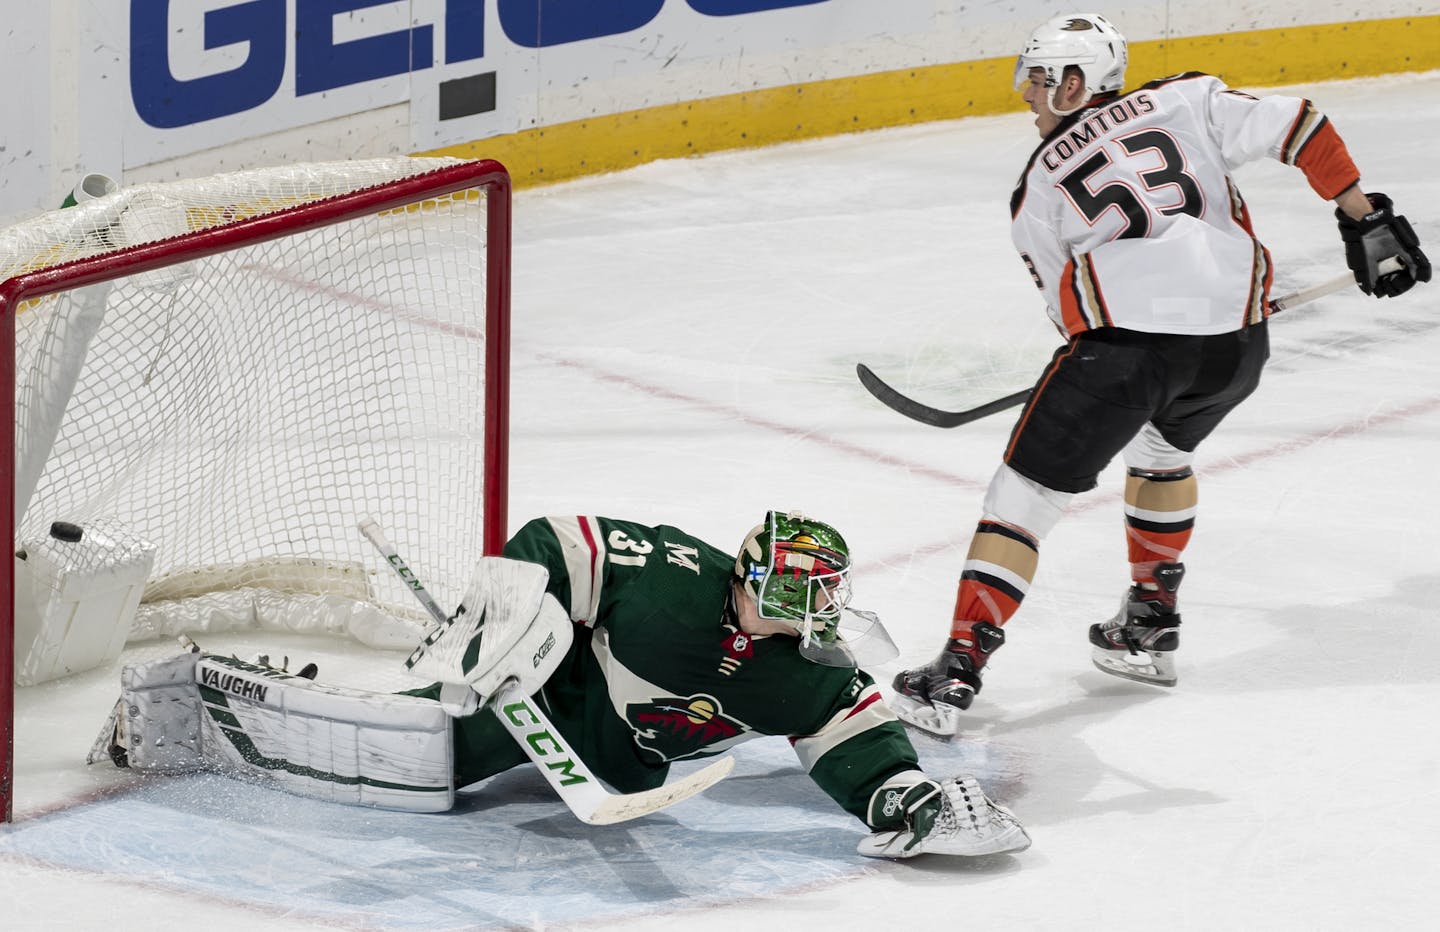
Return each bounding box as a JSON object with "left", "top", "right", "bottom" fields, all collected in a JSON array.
[{"left": 118, "top": 0, "right": 917, "bottom": 163}]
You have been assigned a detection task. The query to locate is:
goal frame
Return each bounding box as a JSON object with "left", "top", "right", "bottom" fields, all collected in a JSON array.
[{"left": 0, "top": 158, "right": 513, "bottom": 822}]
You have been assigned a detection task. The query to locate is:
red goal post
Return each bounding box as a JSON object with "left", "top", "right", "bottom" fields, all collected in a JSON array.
[{"left": 1, "top": 158, "right": 512, "bottom": 822}]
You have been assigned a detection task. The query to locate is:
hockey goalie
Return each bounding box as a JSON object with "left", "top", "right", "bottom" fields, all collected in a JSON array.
[{"left": 93, "top": 511, "right": 1030, "bottom": 860}]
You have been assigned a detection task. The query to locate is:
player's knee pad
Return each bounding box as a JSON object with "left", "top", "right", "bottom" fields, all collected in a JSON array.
[
  {"left": 92, "top": 650, "right": 455, "bottom": 813},
  {"left": 981, "top": 464, "right": 1072, "bottom": 540},
  {"left": 1123, "top": 423, "right": 1195, "bottom": 474}
]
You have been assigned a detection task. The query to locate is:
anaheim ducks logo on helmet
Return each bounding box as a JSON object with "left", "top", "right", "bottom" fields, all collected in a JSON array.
[{"left": 1013, "top": 12, "right": 1129, "bottom": 114}]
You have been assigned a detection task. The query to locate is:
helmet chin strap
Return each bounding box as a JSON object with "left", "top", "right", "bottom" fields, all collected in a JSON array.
[{"left": 1048, "top": 82, "right": 1085, "bottom": 118}]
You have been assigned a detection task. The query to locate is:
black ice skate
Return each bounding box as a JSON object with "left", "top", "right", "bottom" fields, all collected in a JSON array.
[
  {"left": 891, "top": 622, "right": 1005, "bottom": 736},
  {"left": 1089, "top": 562, "right": 1184, "bottom": 686}
]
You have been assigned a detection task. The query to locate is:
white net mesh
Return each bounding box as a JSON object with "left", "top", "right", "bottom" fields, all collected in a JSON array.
[{"left": 4, "top": 157, "right": 505, "bottom": 649}]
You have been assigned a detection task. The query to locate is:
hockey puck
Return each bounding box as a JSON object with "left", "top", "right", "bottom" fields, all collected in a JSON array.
[{"left": 50, "top": 521, "right": 84, "bottom": 542}]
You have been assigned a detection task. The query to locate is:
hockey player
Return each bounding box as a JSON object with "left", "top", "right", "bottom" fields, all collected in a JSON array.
[
  {"left": 892, "top": 13, "right": 1431, "bottom": 735},
  {"left": 97, "top": 511, "right": 1030, "bottom": 860}
]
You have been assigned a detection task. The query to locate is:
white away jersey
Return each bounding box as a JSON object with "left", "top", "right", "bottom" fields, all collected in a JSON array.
[{"left": 1010, "top": 72, "right": 1360, "bottom": 336}]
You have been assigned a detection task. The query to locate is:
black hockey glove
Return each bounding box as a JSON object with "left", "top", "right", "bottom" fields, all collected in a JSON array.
[{"left": 1335, "top": 193, "right": 1431, "bottom": 298}]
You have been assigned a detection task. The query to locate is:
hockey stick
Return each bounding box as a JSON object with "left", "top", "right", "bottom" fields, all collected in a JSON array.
[
  {"left": 858, "top": 261, "right": 1399, "bottom": 429},
  {"left": 357, "top": 518, "right": 734, "bottom": 825},
  {"left": 1267, "top": 257, "right": 1398, "bottom": 312},
  {"left": 855, "top": 367, "right": 1030, "bottom": 429}
]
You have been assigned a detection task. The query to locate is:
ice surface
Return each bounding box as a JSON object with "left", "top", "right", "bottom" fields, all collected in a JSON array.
[{"left": 4, "top": 70, "right": 1439, "bottom": 931}]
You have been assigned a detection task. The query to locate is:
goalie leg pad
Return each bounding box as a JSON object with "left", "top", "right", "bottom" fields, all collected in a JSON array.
[
  {"left": 88, "top": 650, "right": 206, "bottom": 771},
  {"left": 95, "top": 651, "right": 457, "bottom": 813}
]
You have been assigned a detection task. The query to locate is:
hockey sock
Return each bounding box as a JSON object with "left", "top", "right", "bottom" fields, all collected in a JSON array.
[
  {"left": 949, "top": 520, "right": 1038, "bottom": 638},
  {"left": 1124, "top": 467, "right": 1195, "bottom": 586}
]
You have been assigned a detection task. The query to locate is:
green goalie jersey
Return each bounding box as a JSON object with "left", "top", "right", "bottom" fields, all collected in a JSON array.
[{"left": 444, "top": 515, "right": 921, "bottom": 826}]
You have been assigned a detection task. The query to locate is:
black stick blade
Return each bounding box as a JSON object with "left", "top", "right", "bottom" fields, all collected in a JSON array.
[{"left": 855, "top": 363, "right": 1032, "bottom": 429}]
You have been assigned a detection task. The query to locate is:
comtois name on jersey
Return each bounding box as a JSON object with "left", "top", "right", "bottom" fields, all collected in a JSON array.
[{"left": 1040, "top": 93, "right": 1157, "bottom": 171}]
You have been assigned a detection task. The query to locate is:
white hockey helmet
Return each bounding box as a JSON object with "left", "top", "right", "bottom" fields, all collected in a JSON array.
[{"left": 1013, "top": 13, "right": 1128, "bottom": 116}]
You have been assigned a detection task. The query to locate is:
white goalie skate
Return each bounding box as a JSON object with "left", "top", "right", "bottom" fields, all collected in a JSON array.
[{"left": 857, "top": 775, "right": 1031, "bottom": 859}]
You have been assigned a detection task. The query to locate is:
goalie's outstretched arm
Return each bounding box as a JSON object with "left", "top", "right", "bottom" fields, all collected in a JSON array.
[{"left": 358, "top": 518, "right": 733, "bottom": 825}]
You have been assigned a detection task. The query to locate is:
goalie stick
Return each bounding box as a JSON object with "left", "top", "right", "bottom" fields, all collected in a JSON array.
[
  {"left": 357, "top": 519, "right": 734, "bottom": 825},
  {"left": 858, "top": 260, "right": 1402, "bottom": 429}
]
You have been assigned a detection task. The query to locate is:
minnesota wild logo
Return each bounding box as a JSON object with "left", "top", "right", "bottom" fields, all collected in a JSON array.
[{"left": 627, "top": 694, "right": 747, "bottom": 761}]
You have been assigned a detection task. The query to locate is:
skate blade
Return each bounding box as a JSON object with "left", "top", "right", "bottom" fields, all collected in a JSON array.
[
  {"left": 1091, "top": 647, "right": 1177, "bottom": 687},
  {"left": 889, "top": 691, "right": 962, "bottom": 737}
]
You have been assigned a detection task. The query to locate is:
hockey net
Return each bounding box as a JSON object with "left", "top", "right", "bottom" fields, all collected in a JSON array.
[{"left": 1, "top": 157, "right": 511, "bottom": 820}]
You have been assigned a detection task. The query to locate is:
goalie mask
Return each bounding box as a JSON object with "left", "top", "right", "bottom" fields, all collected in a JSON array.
[
  {"left": 736, "top": 511, "right": 897, "bottom": 667},
  {"left": 1013, "top": 13, "right": 1128, "bottom": 117}
]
